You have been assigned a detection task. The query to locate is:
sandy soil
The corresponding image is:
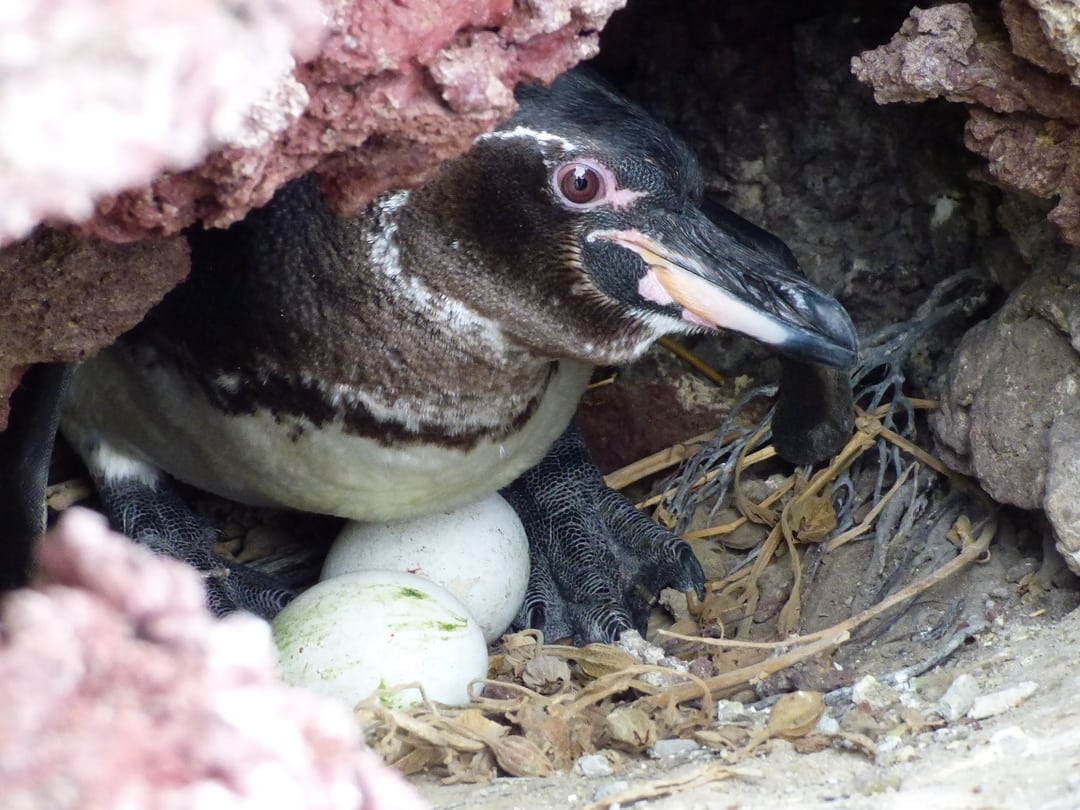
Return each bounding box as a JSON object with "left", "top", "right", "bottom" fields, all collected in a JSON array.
[{"left": 413, "top": 599, "right": 1080, "bottom": 810}]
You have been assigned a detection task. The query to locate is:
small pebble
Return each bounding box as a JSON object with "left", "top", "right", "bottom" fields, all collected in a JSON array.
[
  {"left": 647, "top": 738, "right": 701, "bottom": 759},
  {"left": 715, "top": 700, "right": 757, "bottom": 724},
  {"left": 876, "top": 735, "right": 901, "bottom": 755},
  {"left": 1004, "top": 557, "right": 1039, "bottom": 583},
  {"left": 968, "top": 681, "right": 1038, "bottom": 720},
  {"left": 851, "top": 675, "right": 899, "bottom": 713},
  {"left": 815, "top": 714, "right": 840, "bottom": 735},
  {"left": 574, "top": 754, "right": 614, "bottom": 778},
  {"left": 938, "top": 673, "right": 979, "bottom": 722}
]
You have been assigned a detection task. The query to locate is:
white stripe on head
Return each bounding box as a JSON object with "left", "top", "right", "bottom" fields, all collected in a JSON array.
[{"left": 476, "top": 126, "right": 579, "bottom": 153}]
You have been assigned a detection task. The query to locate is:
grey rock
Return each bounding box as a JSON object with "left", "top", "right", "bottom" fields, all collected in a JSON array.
[
  {"left": 932, "top": 269, "right": 1080, "bottom": 572},
  {"left": 574, "top": 753, "right": 615, "bottom": 778},
  {"left": 851, "top": 675, "right": 900, "bottom": 713},
  {"left": 592, "top": 780, "right": 630, "bottom": 802},
  {"left": 646, "top": 738, "right": 702, "bottom": 759},
  {"left": 938, "top": 673, "right": 979, "bottom": 722},
  {"left": 968, "top": 681, "right": 1038, "bottom": 720},
  {"left": 1045, "top": 408, "right": 1080, "bottom": 572}
]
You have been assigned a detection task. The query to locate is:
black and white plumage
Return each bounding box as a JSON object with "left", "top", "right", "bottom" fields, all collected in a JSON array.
[{"left": 53, "top": 70, "right": 857, "bottom": 642}]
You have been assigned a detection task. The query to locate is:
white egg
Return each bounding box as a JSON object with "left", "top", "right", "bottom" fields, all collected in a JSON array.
[
  {"left": 272, "top": 570, "right": 488, "bottom": 710},
  {"left": 321, "top": 493, "right": 530, "bottom": 644}
]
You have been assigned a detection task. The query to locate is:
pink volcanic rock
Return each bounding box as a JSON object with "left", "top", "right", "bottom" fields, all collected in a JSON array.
[
  {"left": 79, "top": 0, "right": 626, "bottom": 240},
  {"left": 1001, "top": 0, "right": 1073, "bottom": 77},
  {"left": 850, "top": 4, "right": 1080, "bottom": 123},
  {"left": 0, "top": 508, "right": 429, "bottom": 810},
  {"left": 0, "top": 0, "right": 324, "bottom": 246}
]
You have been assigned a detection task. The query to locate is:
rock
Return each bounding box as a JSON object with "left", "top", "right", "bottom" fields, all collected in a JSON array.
[
  {"left": 646, "top": 738, "right": 702, "bottom": 759},
  {"left": 5, "top": 0, "right": 626, "bottom": 246},
  {"left": 1027, "top": 0, "right": 1080, "bottom": 80},
  {"left": 574, "top": 753, "right": 615, "bottom": 778},
  {"left": 1044, "top": 409, "right": 1080, "bottom": 571},
  {"left": 0, "top": 0, "right": 324, "bottom": 246},
  {"left": 1001, "top": 0, "right": 1071, "bottom": 78},
  {"left": 850, "top": 5, "right": 1080, "bottom": 121},
  {"left": 931, "top": 270, "right": 1080, "bottom": 572},
  {"left": 0, "top": 508, "right": 428, "bottom": 810},
  {"left": 938, "top": 673, "right": 980, "bottom": 722},
  {"left": 968, "top": 681, "right": 1039, "bottom": 720},
  {"left": 714, "top": 699, "right": 759, "bottom": 725},
  {"left": 592, "top": 780, "right": 630, "bottom": 802},
  {"left": 852, "top": 3, "right": 1080, "bottom": 245},
  {"left": 851, "top": 675, "right": 900, "bottom": 714},
  {"left": 0, "top": 230, "right": 190, "bottom": 429}
]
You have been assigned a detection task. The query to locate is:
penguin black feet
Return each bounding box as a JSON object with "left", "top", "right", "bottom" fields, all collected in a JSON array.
[
  {"left": 501, "top": 427, "right": 705, "bottom": 645},
  {"left": 92, "top": 463, "right": 293, "bottom": 620}
]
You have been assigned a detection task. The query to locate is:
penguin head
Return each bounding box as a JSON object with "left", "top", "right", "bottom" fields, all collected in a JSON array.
[{"left": 401, "top": 70, "right": 857, "bottom": 369}]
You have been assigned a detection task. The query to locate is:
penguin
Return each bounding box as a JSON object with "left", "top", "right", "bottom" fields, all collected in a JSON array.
[{"left": 52, "top": 69, "right": 857, "bottom": 643}]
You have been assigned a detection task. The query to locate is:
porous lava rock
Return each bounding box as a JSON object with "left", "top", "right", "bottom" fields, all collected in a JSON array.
[
  {"left": 0, "top": 508, "right": 430, "bottom": 810},
  {"left": 932, "top": 269, "right": 1080, "bottom": 573}
]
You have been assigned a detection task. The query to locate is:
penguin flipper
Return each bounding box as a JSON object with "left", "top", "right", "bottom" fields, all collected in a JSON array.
[
  {"left": 0, "top": 363, "right": 72, "bottom": 591},
  {"left": 501, "top": 426, "right": 705, "bottom": 645},
  {"left": 83, "top": 445, "right": 293, "bottom": 620}
]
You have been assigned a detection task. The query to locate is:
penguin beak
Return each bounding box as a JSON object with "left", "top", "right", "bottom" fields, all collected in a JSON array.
[{"left": 591, "top": 207, "right": 858, "bottom": 369}]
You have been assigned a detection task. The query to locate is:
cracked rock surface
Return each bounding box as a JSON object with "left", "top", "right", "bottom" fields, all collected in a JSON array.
[{"left": 932, "top": 269, "right": 1080, "bottom": 572}]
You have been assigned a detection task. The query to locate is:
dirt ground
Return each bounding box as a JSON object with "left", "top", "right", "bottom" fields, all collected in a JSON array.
[{"left": 414, "top": 598, "right": 1080, "bottom": 809}]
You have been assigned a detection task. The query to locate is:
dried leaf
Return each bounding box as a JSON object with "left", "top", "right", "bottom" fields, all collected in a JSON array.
[
  {"left": 512, "top": 703, "right": 575, "bottom": 768},
  {"left": 456, "top": 709, "right": 509, "bottom": 740},
  {"left": 605, "top": 706, "right": 657, "bottom": 751},
  {"left": 388, "top": 745, "right": 445, "bottom": 775},
  {"left": 387, "top": 712, "right": 487, "bottom": 752},
  {"left": 574, "top": 644, "right": 641, "bottom": 678},
  {"left": 693, "top": 726, "right": 750, "bottom": 750},
  {"left": 443, "top": 748, "right": 497, "bottom": 784},
  {"left": 522, "top": 655, "right": 572, "bottom": 694},
  {"left": 766, "top": 690, "right": 825, "bottom": 740},
  {"left": 494, "top": 630, "right": 544, "bottom": 677},
  {"left": 785, "top": 488, "right": 836, "bottom": 544},
  {"left": 487, "top": 734, "right": 555, "bottom": 777}
]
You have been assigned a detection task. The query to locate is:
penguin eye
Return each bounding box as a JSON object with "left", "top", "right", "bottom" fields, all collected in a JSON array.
[{"left": 555, "top": 163, "right": 606, "bottom": 207}]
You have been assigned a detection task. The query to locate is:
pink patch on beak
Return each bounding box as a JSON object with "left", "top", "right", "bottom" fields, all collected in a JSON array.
[
  {"left": 639, "top": 269, "right": 720, "bottom": 329},
  {"left": 638, "top": 270, "right": 675, "bottom": 307}
]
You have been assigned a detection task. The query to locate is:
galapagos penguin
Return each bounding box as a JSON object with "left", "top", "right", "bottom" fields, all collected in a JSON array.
[{"left": 51, "top": 70, "right": 857, "bottom": 643}]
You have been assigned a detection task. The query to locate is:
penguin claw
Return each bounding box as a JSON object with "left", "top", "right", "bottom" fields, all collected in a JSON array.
[
  {"left": 98, "top": 474, "right": 293, "bottom": 621},
  {"left": 502, "top": 426, "right": 705, "bottom": 645}
]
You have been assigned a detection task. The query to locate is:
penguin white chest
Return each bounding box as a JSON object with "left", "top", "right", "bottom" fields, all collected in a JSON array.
[{"left": 62, "top": 351, "right": 593, "bottom": 520}]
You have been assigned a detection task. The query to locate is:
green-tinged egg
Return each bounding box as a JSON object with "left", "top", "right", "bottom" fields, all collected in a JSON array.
[{"left": 272, "top": 570, "right": 489, "bottom": 709}]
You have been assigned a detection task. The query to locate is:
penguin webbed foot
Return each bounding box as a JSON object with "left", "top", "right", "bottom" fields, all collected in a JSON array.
[
  {"left": 501, "top": 427, "right": 705, "bottom": 645},
  {"left": 772, "top": 360, "right": 855, "bottom": 466},
  {"left": 97, "top": 472, "right": 293, "bottom": 620}
]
